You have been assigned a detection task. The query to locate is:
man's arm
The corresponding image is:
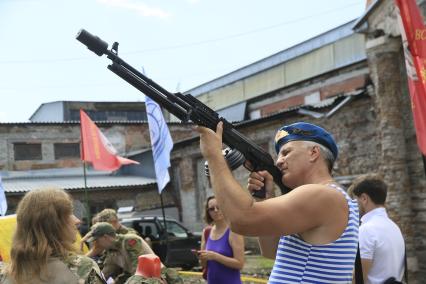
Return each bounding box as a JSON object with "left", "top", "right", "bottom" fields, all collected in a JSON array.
[
  {"left": 124, "top": 236, "right": 156, "bottom": 273},
  {"left": 199, "top": 228, "right": 208, "bottom": 268},
  {"left": 250, "top": 171, "right": 279, "bottom": 259},
  {"left": 358, "top": 225, "right": 374, "bottom": 283},
  {"left": 361, "top": 258, "right": 372, "bottom": 283},
  {"left": 197, "top": 122, "right": 347, "bottom": 237}
]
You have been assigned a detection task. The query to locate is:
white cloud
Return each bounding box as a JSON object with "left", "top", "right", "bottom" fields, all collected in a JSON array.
[{"left": 97, "top": 0, "right": 170, "bottom": 19}]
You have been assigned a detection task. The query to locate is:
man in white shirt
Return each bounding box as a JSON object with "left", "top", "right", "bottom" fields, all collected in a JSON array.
[{"left": 349, "top": 175, "right": 405, "bottom": 284}]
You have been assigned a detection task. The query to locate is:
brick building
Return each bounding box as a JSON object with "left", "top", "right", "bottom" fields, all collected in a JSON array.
[
  {"left": 165, "top": 6, "right": 425, "bottom": 282},
  {"left": 0, "top": 119, "right": 197, "bottom": 221}
]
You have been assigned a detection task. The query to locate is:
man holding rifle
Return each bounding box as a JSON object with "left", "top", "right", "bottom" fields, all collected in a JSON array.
[
  {"left": 197, "top": 121, "right": 359, "bottom": 283},
  {"left": 76, "top": 29, "right": 359, "bottom": 283}
]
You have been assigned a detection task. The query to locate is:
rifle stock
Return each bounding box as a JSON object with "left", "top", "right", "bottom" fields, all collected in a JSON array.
[{"left": 76, "top": 29, "right": 290, "bottom": 197}]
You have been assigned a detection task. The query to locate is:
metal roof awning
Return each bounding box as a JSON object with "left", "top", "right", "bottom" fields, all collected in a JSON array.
[
  {"left": 217, "top": 102, "right": 247, "bottom": 123},
  {"left": 1, "top": 168, "right": 156, "bottom": 194},
  {"left": 3, "top": 175, "right": 156, "bottom": 193}
]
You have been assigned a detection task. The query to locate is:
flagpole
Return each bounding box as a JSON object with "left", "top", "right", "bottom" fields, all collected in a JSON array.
[
  {"left": 80, "top": 110, "right": 91, "bottom": 225},
  {"left": 423, "top": 155, "right": 426, "bottom": 176},
  {"left": 80, "top": 109, "right": 139, "bottom": 226},
  {"left": 160, "top": 191, "right": 169, "bottom": 263},
  {"left": 83, "top": 161, "right": 91, "bottom": 224}
]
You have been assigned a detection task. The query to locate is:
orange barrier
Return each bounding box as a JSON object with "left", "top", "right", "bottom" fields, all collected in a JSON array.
[{"left": 135, "top": 254, "right": 161, "bottom": 278}]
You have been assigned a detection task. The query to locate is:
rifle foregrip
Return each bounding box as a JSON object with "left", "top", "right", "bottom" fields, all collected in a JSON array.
[
  {"left": 76, "top": 29, "right": 108, "bottom": 56},
  {"left": 251, "top": 189, "right": 266, "bottom": 199}
]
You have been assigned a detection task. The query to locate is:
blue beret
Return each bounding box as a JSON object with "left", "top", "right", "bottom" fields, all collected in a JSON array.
[{"left": 274, "top": 122, "right": 338, "bottom": 159}]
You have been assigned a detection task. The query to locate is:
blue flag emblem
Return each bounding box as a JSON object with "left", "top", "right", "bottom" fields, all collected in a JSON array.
[{"left": 146, "top": 96, "right": 174, "bottom": 193}]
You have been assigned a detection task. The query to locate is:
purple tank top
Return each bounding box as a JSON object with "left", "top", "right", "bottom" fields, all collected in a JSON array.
[{"left": 205, "top": 228, "right": 242, "bottom": 284}]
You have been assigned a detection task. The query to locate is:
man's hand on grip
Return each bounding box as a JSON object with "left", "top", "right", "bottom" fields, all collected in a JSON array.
[{"left": 248, "top": 171, "right": 275, "bottom": 199}]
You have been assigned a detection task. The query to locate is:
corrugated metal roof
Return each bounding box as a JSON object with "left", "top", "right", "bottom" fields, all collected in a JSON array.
[
  {"left": 1, "top": 168, "right": 156, "bottom": 193},
  {"left": 3, "top": 175, "right": 156, "bottom": 193},
  {"left": 185, "top": 19, "right": 362, "bottom": 97}
]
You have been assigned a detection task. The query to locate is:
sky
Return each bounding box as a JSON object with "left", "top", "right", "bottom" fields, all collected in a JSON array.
[{"left": 0, "top": 0, "right": 366, "bottom": 122}]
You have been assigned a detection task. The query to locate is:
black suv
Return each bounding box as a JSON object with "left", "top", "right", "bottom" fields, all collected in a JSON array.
[{"left": 120, "top": 216, "right": 201, "bottom": 270}]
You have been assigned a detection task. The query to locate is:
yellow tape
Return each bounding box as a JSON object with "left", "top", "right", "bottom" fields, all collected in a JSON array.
[
  {"left": 0, "top": 215, "right": 16, "bottom": 262},
  {"left": 0, "top": 215, "right": 88, "bottom": 263},
  {"left": 178, "top": 271, "right": 268, "bottom": 283}
]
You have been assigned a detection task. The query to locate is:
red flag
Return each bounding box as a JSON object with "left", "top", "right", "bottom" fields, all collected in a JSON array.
[
  {"left": 396, "top": 0, "right": 426, "bottom": 155},
  {"left": 80, "top": 109, "right": 139, "bottom": 171}
]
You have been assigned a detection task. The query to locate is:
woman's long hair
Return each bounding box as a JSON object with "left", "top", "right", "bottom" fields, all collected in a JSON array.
[
  {"left": 203, "top": 196, "right": 216, "bottom": 225},
  {"left": 8, "top": 187, "right": 77, "bottom": 283}
]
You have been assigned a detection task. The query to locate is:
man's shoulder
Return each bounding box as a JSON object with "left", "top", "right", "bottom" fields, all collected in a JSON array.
[
  {"left": 293, "top": 183, "right": 348, "bottom": 204},
  {"left": 121, "top": 233, "right": 143, "bottom": 241},
  {"left": 118, "top": 225, "right": 138, "bottom": 235},
  {"left": 120, "top": 234, "right": 144, "bottom": 249},
  {"left": 362, "top": 214, "right": 403, "bottom": 235},
  {"left": 67, "top": 253, "right": 97, "bottom": 265},
  {"left": 65, "top": 254, "right": 103, "bottom": 280}
]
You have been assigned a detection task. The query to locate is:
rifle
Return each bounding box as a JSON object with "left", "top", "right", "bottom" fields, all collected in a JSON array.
[{"left": 76, "top": 29, "right": 289, "bottom": 198}]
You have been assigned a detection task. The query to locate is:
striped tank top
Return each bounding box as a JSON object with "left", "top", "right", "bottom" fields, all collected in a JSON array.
[{"left": 269, "top": 184, "right": 359, "bottom": 284}]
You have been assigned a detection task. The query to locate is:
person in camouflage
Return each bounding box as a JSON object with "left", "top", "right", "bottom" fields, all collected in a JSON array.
[
  {"left": 96, "top": 208, "right": 138, "bottom": 235},
  {"left": 86, "top": 222, "right": 156, "bottom": 284},
  {"left": 82, "top": 208, "right": 138, "bottom": 268},
  {"left": 0, "top": 187, "right": 105, "bottom": 284}
]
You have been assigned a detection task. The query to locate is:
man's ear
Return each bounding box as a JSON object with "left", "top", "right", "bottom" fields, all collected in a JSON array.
[
  {"left": 360, "top": 193, "right": 369, "bottom": 203},
  {"left": 309, "top": 145, "right": 321, "bottom": 162}
]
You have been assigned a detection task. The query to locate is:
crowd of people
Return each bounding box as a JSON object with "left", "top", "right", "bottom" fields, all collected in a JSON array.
[
  {"left": 0, "top": 121, "right": 407, "bottom": 284},
  {"left": 0, "top": 191, "right": 182, "bottom": 284}
]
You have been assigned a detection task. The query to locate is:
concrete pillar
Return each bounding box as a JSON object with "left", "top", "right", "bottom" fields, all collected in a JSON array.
[{"left": 366, "top": 35, "right": 419, "bottom": 280}]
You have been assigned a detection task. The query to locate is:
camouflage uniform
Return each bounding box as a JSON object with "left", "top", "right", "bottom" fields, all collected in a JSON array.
[
  {"left": 124, "top": 267, "right": 183, "bottom": 284},
  {"left": 102, "top": 234, "right": 153, "bottom": 284},
  {"left": 117, "top": 224, "right": 139, "bottom": 236},
  {"left": 86, "top": 222, "right": 138, "bottom": 271},
  {"left": 0, "top": 254, "right": 105, "bottom": 284}
]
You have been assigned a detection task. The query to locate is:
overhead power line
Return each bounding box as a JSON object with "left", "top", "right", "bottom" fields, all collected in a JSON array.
[{"left": 0, "top": 2, "right": 363, "bottom": 64}]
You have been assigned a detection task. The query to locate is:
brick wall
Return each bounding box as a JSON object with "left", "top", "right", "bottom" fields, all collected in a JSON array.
[{"left": 0, "top": 122, "right": 196, "bottom": 171}]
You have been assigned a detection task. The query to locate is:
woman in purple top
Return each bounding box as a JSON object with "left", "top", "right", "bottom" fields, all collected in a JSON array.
[{"left": 199, "top": 196, "right": 245, "bottom": 284}]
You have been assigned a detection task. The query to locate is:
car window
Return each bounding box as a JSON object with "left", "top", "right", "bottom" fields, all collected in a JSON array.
[
  {"left": 165, "top": 221, "right": 188, "bottom": 238},
  {"left": 139, "top": 222, "right": 159, "bottom": 239}
]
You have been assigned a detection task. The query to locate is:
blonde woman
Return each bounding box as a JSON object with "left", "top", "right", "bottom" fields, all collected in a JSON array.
[{"left": 0, "top": 188, "right": 105, "bottom": 284}]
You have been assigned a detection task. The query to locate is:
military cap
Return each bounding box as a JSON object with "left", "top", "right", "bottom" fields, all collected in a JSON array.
[
  {"left": 274, "top": 122, "right": 338, "bottom": 159},
  {"left": 86, "top": 222, "right": 116, "bottom": 242}
]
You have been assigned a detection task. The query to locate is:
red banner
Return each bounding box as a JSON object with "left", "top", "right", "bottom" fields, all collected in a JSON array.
[
  {"left": 80, "top": 109, "right": 139, "bottom": 171},
  {"left": 396, "top": 0, "right": 426, "bottom": 155}
]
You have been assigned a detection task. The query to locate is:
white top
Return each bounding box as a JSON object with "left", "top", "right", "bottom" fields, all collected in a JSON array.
[{"left": 359, "top": 207, "right": 405, "bottom": 284}]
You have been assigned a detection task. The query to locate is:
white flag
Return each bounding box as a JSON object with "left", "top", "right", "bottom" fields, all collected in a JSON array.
[
  {"left": 146, "top": 96, "right": 174, "bottom": 193},
  {"left": 0, "top": 176, "right": 7, "bottom": 216}
]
